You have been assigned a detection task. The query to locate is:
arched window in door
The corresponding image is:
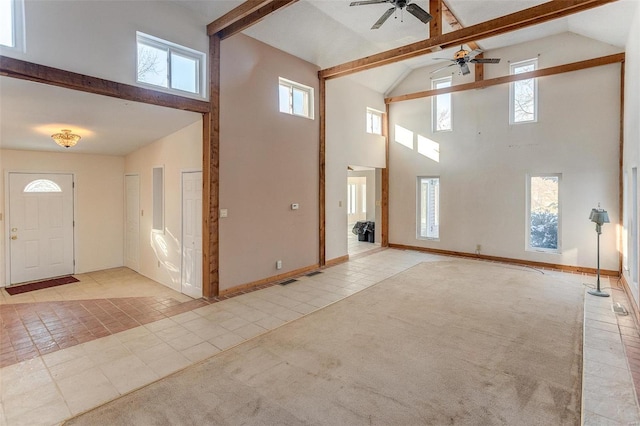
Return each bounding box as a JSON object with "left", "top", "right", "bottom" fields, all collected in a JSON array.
[{"left": 23, "top": 179, "right": 62, "bottom": 193}]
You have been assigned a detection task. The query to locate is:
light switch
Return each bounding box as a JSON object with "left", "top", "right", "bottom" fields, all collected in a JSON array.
[
  {"left": 291, "top": 203, "right": 299, "bottom": 210},
  {"left": 220, "top": 209, "right": 228, "bottom": 218},
  {"left": 338, "top": 201, "right": 342, "bottom": 207}
]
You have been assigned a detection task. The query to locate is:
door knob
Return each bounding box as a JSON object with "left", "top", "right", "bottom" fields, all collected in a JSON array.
[{"left": 11, "top": 235, "right": 17, "bottom": 240}]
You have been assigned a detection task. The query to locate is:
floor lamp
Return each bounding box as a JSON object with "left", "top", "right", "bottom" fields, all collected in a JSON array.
[{"left": 588, "top": 205, "right": 610, "bottom": 297}]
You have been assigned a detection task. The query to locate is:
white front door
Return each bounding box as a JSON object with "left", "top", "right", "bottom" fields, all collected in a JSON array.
[
  {"left": 181, "top": 171, "right": 202, "bottom": 298},
  {"left": 8, "top": 173, "right": 74, "bottom": 284},
  {"left": 124, "top": 174, "right": 140, "bottom": 271}
]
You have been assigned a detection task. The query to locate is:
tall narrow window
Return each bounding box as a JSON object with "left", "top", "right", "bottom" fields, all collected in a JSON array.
[
  {"left": 366, "top": 108, "right": 383, "bottom": 135},
  {"left": 527, "top": 174, "right": 560, "bottom": 252},
  {"left": 510, "top": 58, "right": 538, "bottom": 123},
  {"left": 137, "top": 32, "right": 205, "bottom": 97},
  {"left": 279, "top": 77, "right": 314, "bottom": 119},
  {"left": 418, "top": 177, "right": 440, "bottom": 239},
  {"left": 0, "top": 0, "right": 24, "bottom": 50},
  {"left": 152, "top": 166, "right": 164, "bottom": 231},
  {"left": 432, "top": 77, "right": 452, "bottom": 132}
]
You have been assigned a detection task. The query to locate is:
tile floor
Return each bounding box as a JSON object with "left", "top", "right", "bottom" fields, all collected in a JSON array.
[
  {"left": 347, "top": 224, "right": 380, "bottom": 256},
  {"left": 0, "top": 249, "right": 639, "bottom": 425}
]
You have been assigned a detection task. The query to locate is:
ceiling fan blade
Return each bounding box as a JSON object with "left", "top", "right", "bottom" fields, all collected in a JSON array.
[
  {"left": 470, "top": 58, "right": 501, "bottom": 64},
  {"left": 430, "top": 63, "right": 457, "bottom": 74},
  {"left": 350, "top": 0, "right": 389, "bottom": 6},
  {"left": 460, "top": 63, "right": 470, "bottom": 75},
  {"left": 467, "top": 49, "right": 484, "bottom": 59},
  {"left": 432, "top": 58, "right": 455, "bottom": 61},
  {"left": 371, "top": 7, "right": 395, "bottom": 29},
  {"left": 405, "top": 3, "right": 432, "bottom": 24}
]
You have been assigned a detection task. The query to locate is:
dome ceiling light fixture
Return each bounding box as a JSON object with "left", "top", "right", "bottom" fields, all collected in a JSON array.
[{"left": 51, "top": 129, "right": 81, "bottom": 148}]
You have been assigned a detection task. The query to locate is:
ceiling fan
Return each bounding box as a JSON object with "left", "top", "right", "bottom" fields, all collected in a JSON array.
[
  {"left": 349, "top": 0, "right": 432, "bottom": 30},
  {"left": 431, "top": 46, "right": 501, "bottom": 75}
]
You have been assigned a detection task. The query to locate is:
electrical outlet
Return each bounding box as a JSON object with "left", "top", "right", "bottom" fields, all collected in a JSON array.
[
  {"left": 475, "top": 244, "right": 481, "bottom": 254},
  {"left": 276, "top": 260, "right": 282, "bottom": 270},
  {"left": 339, "top": 201, "right": 342, "bottom": 207}
]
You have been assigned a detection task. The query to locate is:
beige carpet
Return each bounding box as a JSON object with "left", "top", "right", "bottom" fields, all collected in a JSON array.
[{"left": 65, "top": 259, "right": 584, "bottom": 425}]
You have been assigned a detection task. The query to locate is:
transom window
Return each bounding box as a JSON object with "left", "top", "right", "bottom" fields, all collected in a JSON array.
[
  {"left": 510, "top": 58, "right": 538, "bottom": 123},
  {"left": 24, "top": 179, "right": 62, "bottom": 193},
  {"left": 366, "top": 108, "right": 383, "bottom": 135},
  {"left": 0, "top": 0, "right": 24, "bottom": 50},
  {"left": 432, "top": 77, "right": 452, "bottom": 132},
  {"left": 136, "top": 32, "right": 206, "bottom": 97},
  {"left": 279, "top": 77, "right": 314, "bottom": 119},
  {"left": 527, "top": 174, "right": 561, "bottom": 252},
  {"left": 418, "top": 177, "right": 440, "bottom": 240}
]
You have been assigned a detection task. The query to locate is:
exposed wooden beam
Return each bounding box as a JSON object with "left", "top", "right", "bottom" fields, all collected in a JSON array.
[
  {"left": 319, "top": 78, "right": 326, "bottom": 266},
  {"left": 429, "top": 0, "right": 442, "bottom": 38},
  {"left": 203, "top": 34, "right": 222, "bottom": 298},
  {"left": 209, "top": 0, "right": 299, "bottom": 39},
  {"left": 381, "top": 104, "right": 390, "bottom": 247},
  {"left": 319, "top": 0, "right": 616, "bottom": 80},
  {"left": 0, "top": 55, "right": 210, "bottom": 114},
  {"left": 474, "top": 53, "right": 484, "bottom": 82},
  {"left": 441, "top": 1, "right": 479, "bottom": 51},
  {"left": 207, "top": 0, "right": 271, "bottom": 35},
  {"left": 385, "top": 53, "right": 624, "bottom": 104}
]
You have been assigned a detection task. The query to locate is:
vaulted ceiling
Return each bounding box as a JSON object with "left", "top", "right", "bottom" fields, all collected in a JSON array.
[
  {"left": 179, "top": 0, "right": 637, "bottom": 93},
  {"left": 1, "top": 0, "right": 636, "bottom": 155}
]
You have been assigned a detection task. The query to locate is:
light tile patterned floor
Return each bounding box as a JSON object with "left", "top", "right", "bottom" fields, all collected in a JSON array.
[{"left": 1, "top": 249, "right": 638, "bottom": 425}]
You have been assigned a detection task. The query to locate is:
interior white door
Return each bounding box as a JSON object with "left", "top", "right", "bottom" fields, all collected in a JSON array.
[
  {"left": 181, "top": 171, "right": 203, "bottom": 298},
  {"left": 125, "top": 174, "right": 140, "bottom": 271},
  {"left": 8, "top": 173, "right": 74, "bottom": 284}
]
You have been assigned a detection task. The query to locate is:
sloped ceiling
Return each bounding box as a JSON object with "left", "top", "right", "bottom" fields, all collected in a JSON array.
[
  {"left": 1, "top": 0, "right": 636, "bottom": 155},
  {"left": 235, "top": 0, "right": 636, "bottom": 93}
]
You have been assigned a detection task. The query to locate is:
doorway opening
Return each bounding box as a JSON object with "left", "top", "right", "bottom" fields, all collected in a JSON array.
[{"left": 347, "top": 166, "right": 381, "bottom": 256}]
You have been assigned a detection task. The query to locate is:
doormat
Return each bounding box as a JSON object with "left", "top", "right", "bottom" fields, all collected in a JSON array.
[{"left": 5, "top": 276, "right": 79, "bottom": 295}]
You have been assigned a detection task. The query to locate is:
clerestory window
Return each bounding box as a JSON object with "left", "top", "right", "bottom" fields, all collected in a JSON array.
[
  {"left": 137, "top": 32, "right": 206, "bottom": 97},
  {"left": 510, "top": 58, "right": 538, "bottom": 124}
]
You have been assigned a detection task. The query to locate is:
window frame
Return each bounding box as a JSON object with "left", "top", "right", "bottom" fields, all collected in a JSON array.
[
  {"left": 278, "top": 77, "right": 315, "bottom": 120},
  {"left": 510, "top": 58, "right": 538, "bottom": 124},
  {"left": 431, "top": 76, "right": 452, "bottom": 132},
  {"left": 0, "top": 0, "right": 25, "bottom": 51},
  {"left": 417, "top": 176, "right": 440, "bottom": 241},
  {"left": 136, "top": 32, "right": 206, "bottom": 98},
  {"left": 526, "top": 173, "right": 561, "bottom": 253},
  {"left": 366, "top": 108, "right": 383, "bottom": 135}
]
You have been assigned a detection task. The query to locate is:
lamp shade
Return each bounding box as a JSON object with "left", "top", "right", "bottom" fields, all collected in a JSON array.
[{"left": 589, "top": 208, "right": 610, "bottom": 226}]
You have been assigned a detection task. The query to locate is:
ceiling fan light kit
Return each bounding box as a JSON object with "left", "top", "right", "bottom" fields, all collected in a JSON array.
[
  {"left": 431, "top": 46, "right": 501, "bottom": 76},
  {"left": 349, "top": 0, "right": 432, "bottom": 30}
]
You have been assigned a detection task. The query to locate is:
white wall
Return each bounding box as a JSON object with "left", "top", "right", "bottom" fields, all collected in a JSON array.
[
  {"left": 326, "top": 78, "right": 386, "bottom": 261},
  {"left": 388, "top": 33, "right": 622, "bottom": 271},
  {"left": 219, "top": 34, "right": 319, "bottom": 291},
  {"left": 0, "top": 149, "right": 124, "bottom": 286},
  {"left": 124, "top": 121, "right": 202, "bottom": 292},
  {"left": 623, "top": 3, "right": 640, "bottom": 303},
  {"left": 0, "top": 0, "right": 208, "bottom": 99}
]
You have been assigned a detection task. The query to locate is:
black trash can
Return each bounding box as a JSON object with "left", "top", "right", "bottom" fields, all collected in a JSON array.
[
  {"left": 352, "top": 221, "right": 368, "bottom": 241},
  {"left": 365, "top": 221, "right": 375, "bottom": 243}
]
